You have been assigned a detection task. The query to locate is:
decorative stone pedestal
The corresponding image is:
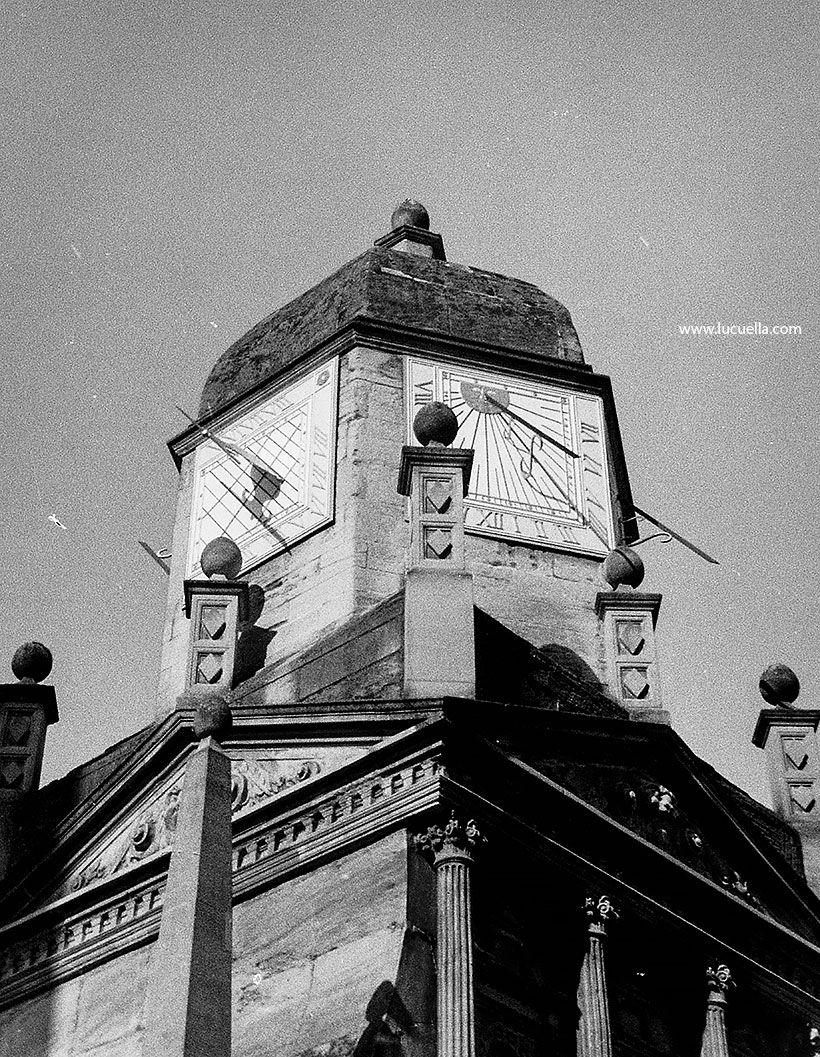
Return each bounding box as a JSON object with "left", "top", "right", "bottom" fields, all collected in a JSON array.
[
  {"left": 753, "top": 708, "right": 820, "bottom": 897},
  {"left": 0, "top": 643, "right": 58, "bottom": 882},
  {"left": 398, "top": 440, "right": 475, "bottom": 699},
  {"left": 595, "top": 592, "right": 667, "bottom": 723}
]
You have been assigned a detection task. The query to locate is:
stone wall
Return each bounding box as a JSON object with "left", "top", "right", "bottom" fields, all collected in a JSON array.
[
  {"left": 157, "top": 344, "right": 611, "bottom": 717},
  {"left": 0, "top": 946, "right": 150, "bottom": 1057},
  {"left": 0, "top": 831, "right": 422, "bottom": 1056},
  {"left": 232, "top": 829, "right": 411, "bottom": 1057}
]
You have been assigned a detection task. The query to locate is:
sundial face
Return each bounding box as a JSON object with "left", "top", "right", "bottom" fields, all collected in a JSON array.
[
  {"left": 406, "top": 357, "right": 615, "bottom": 556},
  {"left": 188, "top": 357, "right": 338, "bottom": 575}
]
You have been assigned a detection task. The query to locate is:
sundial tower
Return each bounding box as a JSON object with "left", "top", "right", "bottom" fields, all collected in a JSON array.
[
  {"left": 2, "top": 203, "right": 819, "bottom": 1057},
  {"left": 159, "top": 200, "right": 642, "bottom": 719}
]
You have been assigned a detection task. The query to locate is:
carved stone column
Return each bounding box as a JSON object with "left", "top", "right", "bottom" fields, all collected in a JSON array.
[
  {"left": 700, "top": 963, "right": 733, "bottom": 1057},
  {"left": 141, "top": 697, "right": 233, "bottom": 1057},
  {"left": 416, "top": 814, "right": 484, "bottom": 1057},
  {"left": 576, "top": 896, "right": 617, "bottom": 1057}
]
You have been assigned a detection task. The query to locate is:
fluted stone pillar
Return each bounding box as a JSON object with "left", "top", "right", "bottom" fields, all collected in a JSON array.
[
  {"left": 576, "top": 896, "right": 617, "bottom": 1057},
  {"left": 141, "top": 697, "right": 233, "bottom": 1057},
  {"left": 700, "top": 964, "right": 733, "bottom": 1057},
  {"left": 416, "top": 814, "right": 484, "bottom": 1057}
]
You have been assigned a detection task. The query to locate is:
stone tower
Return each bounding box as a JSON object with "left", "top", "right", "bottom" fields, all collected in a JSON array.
[{"left": 1, "top": 203, "right": 820, "bottom": 1057}]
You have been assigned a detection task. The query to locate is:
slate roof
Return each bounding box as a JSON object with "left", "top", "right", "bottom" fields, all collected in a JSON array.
[{"left": 199, "top": 247, "right": 586, "bottom": 415}]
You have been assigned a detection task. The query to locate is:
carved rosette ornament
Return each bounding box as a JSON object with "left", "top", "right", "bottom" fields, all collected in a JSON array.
[
  {"left": 577, "top": 896, "right": 617, "bottom": 1057},
  {"left": 415, "top": 813, "right": 484, "bottom": 1057},
  {"left": 701, "top": 963, "right": 733, "bottom": 1057}
]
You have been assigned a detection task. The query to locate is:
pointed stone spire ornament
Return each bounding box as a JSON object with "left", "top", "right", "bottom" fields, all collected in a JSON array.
[
  {"left": 576, "top": 895, "right": 618, "bottom": 1057},
  {"left": 141, "top": 694, "right": 234, "bottom": 1057},
  {"left": 415, "top": 813, "right": 485, "bottom": 1057},
  {"left": 700, "top": 962, "right": 733, "bottom": 1057}
]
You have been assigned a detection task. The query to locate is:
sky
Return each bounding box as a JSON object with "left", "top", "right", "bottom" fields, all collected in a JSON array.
[{"left": 2, "top": 0, "right": 818, "bottom": 803}]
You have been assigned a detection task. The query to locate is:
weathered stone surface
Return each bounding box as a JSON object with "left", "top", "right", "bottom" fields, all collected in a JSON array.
[
  {"left": 0, "top": 947, "right": 149, "bottom": 1056},
  {"left": 141, "top": 738, "right": 233, "bottom": 1057},
  {"left": 232, "top": 592, "right": 403, "bottom": 710},
  {"left": 232, "top": 830, "right": 408, "bottom": 1057},
  {"left": 199, "top": 248, "right": 584, "bottom": 415}
]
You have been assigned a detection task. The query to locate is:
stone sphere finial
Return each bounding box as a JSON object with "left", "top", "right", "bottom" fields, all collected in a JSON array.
[
  {"left": 413, "top": 402, "right": 459, "bottom": 447},
  {"left": 391, "top": 199, "right": 430, "bottom": 230},
  {"left": 602, "top": 545, "right": 645, "bottom": 589},
  {"left": 201, "top": 536, "right": 243, "bottom": 580},
  {"left": 192, "top": 692, "right": 232, "bottom": 741},
  {"left": 759, "top": 663, "right": 800, "bottom": 707},
  {"left": 11, "top": 642, "right": 53, "bottom": 683}
]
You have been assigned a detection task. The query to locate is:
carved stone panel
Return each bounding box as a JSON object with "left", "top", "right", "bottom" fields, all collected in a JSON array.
[
  {"left": 545, "top": 763, "right": 766, "bottom": 914},
  {"left": 49, "top": 758, "right": 321, "bottom": 902}
]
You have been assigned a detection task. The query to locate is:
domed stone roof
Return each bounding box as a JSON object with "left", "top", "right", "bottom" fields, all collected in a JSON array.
[{"left": 199, "top": 245, "right": 585, "bottom": 415}]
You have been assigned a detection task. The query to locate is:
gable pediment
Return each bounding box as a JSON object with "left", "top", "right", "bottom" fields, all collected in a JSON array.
[
  {"left": 437, "top": 700, "right": 820, "bottom": 944},
  {"left": 7, "top": 699, "right": 441, "bottom": 918},
  {"left": 42, "top": 754, "right": 327, "bottom": 906}
]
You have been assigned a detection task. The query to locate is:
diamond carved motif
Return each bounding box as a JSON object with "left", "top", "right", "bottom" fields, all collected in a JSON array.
[
  {"left": 424, "top": 527, "right": 453, "bottom": 559},
  {"left": 789, "top": 784, "right": 817, "bottom": 814},
  {"left": 616, "top": 620, "right": 645, "bottom": 656},
  {"left": 195, "top": 652, "right": 224, "bottom": 684},
  {"left": 0, "top": 758, "right": 24, "bottom": 789},
  {"left": 620, "top": 667, "right": 650, "bottom": 700},
  {"left": 2, "top": 712, "right": 31, "bottom": 747},
  {"left": 424, "top": 479, "right": 453, "bottom": 514},
  {"left": 782, "top": 738, "right": 810, "bottom": 771},
  {"left": 199, "top": 605, "right": 227, "bottom": 641}
]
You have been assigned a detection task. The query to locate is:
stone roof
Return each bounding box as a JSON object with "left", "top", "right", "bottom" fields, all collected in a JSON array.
[{"left": 199, "top": 246, "right": 585, "bottom": 415}]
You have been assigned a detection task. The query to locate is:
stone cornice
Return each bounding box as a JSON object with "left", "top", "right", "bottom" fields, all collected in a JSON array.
[
  {"left": 167, "top": 318, "right": 603, "bottom": 462},
  {"left": 0, "top": 725, "right": 448, "bottom": 1009},
  {"left": 444, "top": 734, "right": 820, "bottom": 1015},
  {"left": 2, "top": 701, "right": 449, "bottom": 914},
  {"left": 0, "top": 683, "right": 58, "bottom": 725},
  {"left": 163, "top": 317, "right": 637, "bottom": 542},
  {"left": 4, "top": 711, "right": 820, "bottom": 1017},
  {"left": 753, "top": 708, "right": 820, "bottom": 748},
  {"left": 594, "top": 592, "right": 663, "bottom": 625}
]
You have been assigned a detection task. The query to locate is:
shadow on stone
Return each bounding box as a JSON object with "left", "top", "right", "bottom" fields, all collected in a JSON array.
[
  {"left": 352, "top": 981, "right": 413, "bottom": 1057},
  {"left": 234, "top": 585, "right": 278, "bottom": 685},
  {"left": 474, "top": 609, "right": 626, "bottom": 719}
]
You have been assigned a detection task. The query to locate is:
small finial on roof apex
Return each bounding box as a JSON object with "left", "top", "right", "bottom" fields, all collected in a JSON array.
[
  {"left": 201, "top": 537, "right": 243, "bottom": 580},
  {"left": 11, "top": 642, "right": 53, "bottom": 684},
  {"left": 759, "top": 663, "right": 800, "bottom": 708},
  {"left": 391, "top": 199, "right": 430, "bottom": 231}
]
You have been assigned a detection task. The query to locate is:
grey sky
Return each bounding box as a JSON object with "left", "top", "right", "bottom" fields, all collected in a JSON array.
[{"left": 2, "top": 0, "right": 818, "bottom": 801}]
